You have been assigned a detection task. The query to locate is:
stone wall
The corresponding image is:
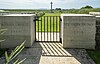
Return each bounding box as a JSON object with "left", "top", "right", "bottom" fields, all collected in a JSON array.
[
  {"left": 0, "top": 14, "right": 36, "bottom": 48},
  {"left": 61, "top": 14, "right": 96, "bottom": 49}
]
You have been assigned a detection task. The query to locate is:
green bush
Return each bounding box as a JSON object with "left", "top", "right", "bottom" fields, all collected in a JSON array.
[
  {"left": 36, "top": 12, "right": 45, "bottom": 18},
  {"left": 0, "top": 48, "right": 5, "bottom": 57}
]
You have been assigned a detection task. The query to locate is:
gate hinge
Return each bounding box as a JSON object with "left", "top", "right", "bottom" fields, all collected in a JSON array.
[
  {"left": 33, "top": 19, "right": 42, "bottom": 21},
  {"left": 60, "top": 18, "right": 62, "bottom": 21}
]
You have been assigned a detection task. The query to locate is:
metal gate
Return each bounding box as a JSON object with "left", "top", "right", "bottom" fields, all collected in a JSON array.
[{"left": 35, "top": 16, "right": 61, "bottom": 42}]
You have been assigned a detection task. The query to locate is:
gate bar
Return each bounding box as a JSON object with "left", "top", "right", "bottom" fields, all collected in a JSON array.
[
  {"left": 50, "top": 16, "right": 51, "bottom": 41},
  {"left": 41, "top": 17, "right": 42, "bottom": 41},
  {"left": 38, "top": 18, "right": 39, "bottom": 41},
  {"left": 53, "top": 16, "right": 54, "bottom": 41},
  {"left": 44, "top": 16, "right": 45, "bottom": 41},
  {"left": 47, "top": 17, "right": 48, "bottom": 41},
  {"left": 56, "top": 16, "right": 57, "bottom": 41},
  {"left": 59, "top": 16, "right": 61, "bottom": 42}
]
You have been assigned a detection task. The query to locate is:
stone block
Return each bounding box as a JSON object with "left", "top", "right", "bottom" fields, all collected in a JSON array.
[
  {"left": 0, "top": 14, "right": 36, "bottom": 48},
  {"left": 61, "top": 14, "right": 96, "bottom": 49}
]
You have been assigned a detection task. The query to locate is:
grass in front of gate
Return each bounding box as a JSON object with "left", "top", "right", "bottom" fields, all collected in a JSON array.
[
  {"left": 36, "top": 13, "right": 60, "bottom": 32},
  {"left": 44, "top": 13, "right": 60, "bottom": 16}
]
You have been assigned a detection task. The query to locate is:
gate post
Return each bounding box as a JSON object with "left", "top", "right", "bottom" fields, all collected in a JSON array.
[
  {"left": 60, "top": 17, "right": 62, "bottom": 43},
  {"left": 33, "top": 16, "right": 37, "bottom": 42}
]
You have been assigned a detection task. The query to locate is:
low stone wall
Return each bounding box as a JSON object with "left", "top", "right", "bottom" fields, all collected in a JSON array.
[
  {"left": 0, "top": 13, "right": 97, "bottom": 49},
  {"left": 0, "top": 14, "right": 36, "bottom": 48},
  {"left": 61, "top": 14, "right": 96, "bottom": 49}
]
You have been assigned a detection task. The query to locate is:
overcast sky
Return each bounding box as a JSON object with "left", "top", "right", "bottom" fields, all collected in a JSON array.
[{"left": 0, "top": 0, "right": 100, "bottom": 9}]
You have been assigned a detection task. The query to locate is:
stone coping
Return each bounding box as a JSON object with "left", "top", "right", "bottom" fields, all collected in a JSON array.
[
  {"left": 61, "top": 14, "right": 94, "bottom": 16},
  {"left": 2, "top": 14, "right": 35, "bottom": 16}
]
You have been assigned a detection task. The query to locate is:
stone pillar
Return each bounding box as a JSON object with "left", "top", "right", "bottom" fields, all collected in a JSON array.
[
  {"left": 0, "top": 14, "right": 36, "bottom": 48},
  {"left": 61, "top": 14, "right": 96, "bottom": 49}
]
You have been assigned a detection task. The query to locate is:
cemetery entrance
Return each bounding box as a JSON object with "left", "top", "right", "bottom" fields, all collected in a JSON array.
[{"left": 35, "top": 16, "right": 61, "bottom": 42}]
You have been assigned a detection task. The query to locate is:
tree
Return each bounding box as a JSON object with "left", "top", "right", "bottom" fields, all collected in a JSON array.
[
  {"left": 55, "top": 8, "right": 61, "bottom": 10},
  {"left": 81, "top": 5, "right": 93, "bottom": 9}
]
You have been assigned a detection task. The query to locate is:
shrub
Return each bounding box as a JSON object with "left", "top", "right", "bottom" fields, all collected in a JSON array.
[
  {"left": 0, "top": 29, "right": 26, "bottom": 64},
  {"left": 5, "top": 41, "right": 26, "bottom": 64}
]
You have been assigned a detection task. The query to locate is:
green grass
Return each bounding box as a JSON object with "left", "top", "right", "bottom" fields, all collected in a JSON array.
[
  {"left": 36, "top": 13, "right": 60, "bottom": 32},
  {"left": 44, "top": 13, "right": 60, "bottom": 16},
  {"left": 6, "top": 8, "right": 100, "bottom": 14},
  {"left": 87, "top": 50, "right": 100, "bottom": 64},
  {"left": 0, "top": 48, "right": 5, "bottom": 57}
]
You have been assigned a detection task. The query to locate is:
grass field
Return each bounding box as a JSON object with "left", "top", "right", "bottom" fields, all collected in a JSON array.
[
  {"left": 36, "top": 13, "right": 60, "bottom": 32},
  {"left": 44, "top": 13, "right": 60, "bottom": 16},
  {"left": 5, "top": 8, "right": 100, "bottom": 14}
]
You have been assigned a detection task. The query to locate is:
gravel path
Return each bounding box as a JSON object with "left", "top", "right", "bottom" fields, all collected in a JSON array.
[{"left": 0, "top": 42, "right": 95, "bottom": 64}]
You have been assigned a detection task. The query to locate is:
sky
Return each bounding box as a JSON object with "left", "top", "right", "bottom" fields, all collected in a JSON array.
[{"left": 0, "top": 0, "right": 100, "bottom": 9}]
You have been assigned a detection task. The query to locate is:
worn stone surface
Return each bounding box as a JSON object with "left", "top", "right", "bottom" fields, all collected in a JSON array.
[
  {"left": 0, "top": 14, "right": 36, "bottom": 48},
  {"left": 61, "top": 14, "right": 96, "bottom": 49}
]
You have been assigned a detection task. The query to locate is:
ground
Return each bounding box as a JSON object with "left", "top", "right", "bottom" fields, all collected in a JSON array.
[{"left": 8, "top": 43, "right": 96, "bottom": 64}]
